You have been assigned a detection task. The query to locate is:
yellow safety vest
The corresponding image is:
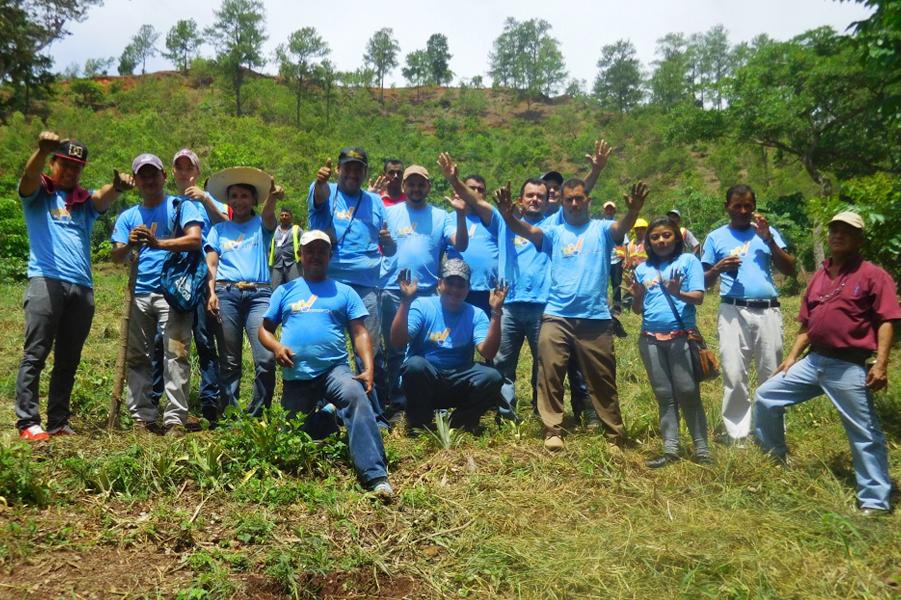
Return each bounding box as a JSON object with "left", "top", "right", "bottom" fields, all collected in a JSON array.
[{"left": 269, "top": 225, "right": 301, "bottom": 266}]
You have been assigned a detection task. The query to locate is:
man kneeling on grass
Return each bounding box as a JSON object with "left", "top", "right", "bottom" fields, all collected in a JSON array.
[
  {"left": 258, "top": 230, "right": 393, "bottom": 500},
  {"left": 390, "top": 259, "right": 507, "bottom": 437}
]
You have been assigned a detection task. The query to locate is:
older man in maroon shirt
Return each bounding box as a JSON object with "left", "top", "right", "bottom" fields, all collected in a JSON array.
[{"left": 754, "top": 211, "right": 900, "bottom": 515}]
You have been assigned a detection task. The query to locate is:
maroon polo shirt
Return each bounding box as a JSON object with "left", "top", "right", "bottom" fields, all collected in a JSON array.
[{"left": 800, "top": 254, "right": 901, "bottom": 351}]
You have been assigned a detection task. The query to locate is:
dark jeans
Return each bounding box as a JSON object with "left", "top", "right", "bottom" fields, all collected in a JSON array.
[
  {"left": 348, "top": 283, "right": 387, "bottom": 422},
  {"left": 282, "top": 365, "right": 387, "bottom": 485},
  {"left": 464, "top": 290, "right": 491, "bottom": 319},
  {"left": 151, "top": 288, "right": 222, "bottom": 411},
  {"left": 400, "top": 356, "right": 502, "bottom": 430},
  {"left": 15, "top": 277, "right": 94, "bottom": 431},
  {"left": 610, "top": 261, "right": 624, "bottom": 313},
  {"left": 380, "top": 287, "right": 434, "bottom": 413}
]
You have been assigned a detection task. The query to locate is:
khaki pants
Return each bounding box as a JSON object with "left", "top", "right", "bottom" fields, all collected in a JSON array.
[{"left": 537, "top": 315, "right": 623, "bottom": 443}]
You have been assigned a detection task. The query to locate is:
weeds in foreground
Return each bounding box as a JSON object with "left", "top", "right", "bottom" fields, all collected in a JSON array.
[{"left": 423, "top": 410, "right": 465, "bottom": 450}]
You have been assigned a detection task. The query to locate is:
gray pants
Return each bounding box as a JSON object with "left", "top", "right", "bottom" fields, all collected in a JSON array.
[
  {"left": 127, "top": 293, "right": 192, "bottom": 426},
  {"left": 270, "top": 263, "right": 301, "bottom": 290},
  {"left": 638, "top": 335, "right": 709, "bottom": 456},
  {"left": 15, "top": 277, "right": 95, "bottom": 431}
]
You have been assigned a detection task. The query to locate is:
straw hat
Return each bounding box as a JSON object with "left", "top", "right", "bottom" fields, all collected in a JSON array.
[{"left": 207, "top": 167, "right": 272, "bottom": 206}]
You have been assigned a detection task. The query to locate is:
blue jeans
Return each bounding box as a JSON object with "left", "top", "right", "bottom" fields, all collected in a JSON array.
[
  {"left": 493, "top": 303, "right": 589, "bottom": 421},
  {"left": 15, "top": 277, "right": 94, "bottom": 431},
  {"left": 380, "top": 287, "right": 434, "bottom": 413},
  {"left": 400, "top": 356, "right": 502, "bottom": 430},
  {"left": 281, "top": 365, "right": 387, "bottom": 485},
  {"left": 348, "top": 284, "right": 386, "bottom": 422},
  {"left": 216, "top": 284, "right": 276, "bottom": 417},
  {"left": 754, "top": 352, "right": 891, "bottom": 510}
]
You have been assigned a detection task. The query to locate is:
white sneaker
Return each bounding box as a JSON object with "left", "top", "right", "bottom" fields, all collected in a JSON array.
[{"left": 48, "top": 424, "right": 77, "bottom": 436}]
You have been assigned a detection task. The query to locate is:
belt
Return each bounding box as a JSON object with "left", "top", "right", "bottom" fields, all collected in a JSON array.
[
  {"left": 216, "top": 281, "right": 269, "bottom": 290},
  {"left": 810, "top": 345, "right": 872, "bottom": 367},
  {"left": 722, "top": 296, "right": 780, "bottom": 309}
]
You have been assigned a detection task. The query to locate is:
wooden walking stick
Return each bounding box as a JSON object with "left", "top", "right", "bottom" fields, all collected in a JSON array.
[{"left": 108, "top": 254, "right": 139, "bottom": 430}]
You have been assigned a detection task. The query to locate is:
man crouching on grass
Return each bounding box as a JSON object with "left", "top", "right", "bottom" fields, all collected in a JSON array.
[{"left": 259, "top": 230, "right": 393, "bottom": 501}]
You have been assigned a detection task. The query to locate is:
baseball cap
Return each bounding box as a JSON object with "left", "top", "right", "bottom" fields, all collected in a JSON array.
[
  {"left": 172, "top": 149, "right": 200, "bottom": 169},
  {"left": 603, "top": 201, "right": 616, "bottom": 209},
  {"left": 541, "top": 171, "right": 563, "bottom": 185},
  {"left": 441, "top": 258, "right": 470, "bottom": 283},
  {"left": 403, "top": 165, "right": 430, "bottom": 183},
  {"left": 828, "top": 211, "right": 865, "bottom": 232},
  {"left": 667, "top": 208, "right": 681, "bottom": 218},
  {"left": 131, "top": 153, "right": 165, "bottom": 174},
  {"left": 300, "top": 230, "right": 332, "bottom": 246},
  {"left": 54, "top": 139, "right": 88, "bottom": 164},
  {"left": 338, "top": 147, "right": 368, "bottom": 168}
]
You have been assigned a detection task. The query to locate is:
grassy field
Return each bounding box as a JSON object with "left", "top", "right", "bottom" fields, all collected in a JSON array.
[{"left": 0, "top": 263, "right": 899, "bottom": 600}]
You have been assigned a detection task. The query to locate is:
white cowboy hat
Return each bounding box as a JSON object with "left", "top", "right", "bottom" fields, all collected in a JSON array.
[{"left": 207, "top": 167, "right": 272, "bottom": 206}]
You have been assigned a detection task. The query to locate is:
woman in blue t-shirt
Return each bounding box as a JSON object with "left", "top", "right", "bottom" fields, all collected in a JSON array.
[
  {"left": 627, "top": 216, "right": 710, "bottom": 468},
  {"left": 205, "top": 167, "right": 283, "bottom": 419}
]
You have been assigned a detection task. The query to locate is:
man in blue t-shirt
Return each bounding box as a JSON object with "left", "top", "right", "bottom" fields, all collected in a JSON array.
[
  {"left": 702, "top": 184, "right": 796, "bottom": 443},
  {"left": 308, "top": 147, "right": 396, "bottom": 420},
  {"left": 495, "top": 177, "right": 649, "bottom": 451},
  {"left": 379, "top": 164, "right": 468, "bottom": 421},
  {"left": 259, "top": 230, "right": 393, "bottom": 500},
  {"left": 111, "top": 153, "right": 204, "bottom": 437},
  {"left": 391, "top": 259, "right": 506, "bottom": 436},
  {"left": 15, "top": 132, "right": 134, "bottom": 440}
]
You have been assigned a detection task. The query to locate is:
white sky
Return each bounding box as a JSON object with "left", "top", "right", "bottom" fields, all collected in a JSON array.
[{"left": 50, "top": 0, "right": 873, "bottom": 87}]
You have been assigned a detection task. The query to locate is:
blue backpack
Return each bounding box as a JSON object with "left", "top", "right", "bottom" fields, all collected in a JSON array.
[{"left": 161, "top": 199, "right": 209, "bottom": 313}]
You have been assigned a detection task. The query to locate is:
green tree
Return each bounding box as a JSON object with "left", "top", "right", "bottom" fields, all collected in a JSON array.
[
  {"left": 649, "top": 33, "right": 692, "bottom": 111},
  {"left": 488, "top": 17, "right": 567, "bottom": 102},
  {"left": 162, "top": 19, "right": 203, "bottom": 75},
  {"left": 363, "top": 27, "right": 400, "bottom": 103},
  {"left": 130, "top": 24, "right": 159, "bottom": 75},
  {"left": 425, "top": 33, "right": 453, "bottom": 85},
  {"left": 205, "top": 0, "right": 267, "bottom": 117},
  {"left": 275, "top": 27, "right": 330, "bottom": 128},
  {"left": 593, "top": 39, "right": 644, "bottom": 113},
  {"left": 845, "top": 0, "right": 901, "bottom": 123},
  {"left": 402, "top": 49, "right": 430, "bottom": 99},
  {"left": 317, "top": 58, "right": 337, "bottom": 129},
  {"left": 84, "top": 56, "right": 114, "bottom": 77},
  {"left": 118, "top": 43, "right": 138, "bottom": 76}
]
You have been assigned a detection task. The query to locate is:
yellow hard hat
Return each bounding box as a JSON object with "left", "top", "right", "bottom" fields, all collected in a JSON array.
[{"left": 633, "top": 218, "right": 648, "bottom": 229}]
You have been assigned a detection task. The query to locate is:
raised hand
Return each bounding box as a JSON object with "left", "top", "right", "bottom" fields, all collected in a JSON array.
[
  {"left": 662, "top": 269, "right": 684, "bottom": 296},
  {"left": 493, "top": 180, "right": 514, "bottom": 217},
  {"left": 753, "top": 213, "right": 772, "bottom": 241},
  {"left": 269, "top": 179, "right": 285, "bottom": 202},
  {"left": 623, "top": 180, "right": 649, "bottom": 212},
  {"left": 621, "top": 270, "right": 645, "bottom": 302},
  {"left": 586, "top": 139, "right": 612, "bottom": 172},
  {"left": 38, "top": 131, "right": 62, "bottom": 154},
  {"left": 437, "top": 152, "right": 458, "bottom": 180},
  {"left": 397, "top": 268, "right": 419, "bottom": 300},
  {"left": 368, "top": 174, "right": 388, "bottom": 193},
  {"left": 379, "top": 225, "right": 394, "bottom": 248},
  {"left": 447, "top": 194, "right": 466, "bottom": 213},
  {"left": 316, "top": 157, "right": 332, "bottom": 185},
  {"left": 184, "top": 176, "right": 206, "bottom": 201},
  {"left": 112, "top": 168, "right": 135, "bottom": 193},
  {"left": 489, "top": 278, "right": 510, "bottom": 312}
]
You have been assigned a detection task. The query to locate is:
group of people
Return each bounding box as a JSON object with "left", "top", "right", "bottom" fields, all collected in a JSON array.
[{"left": 13, "top": 132, "right": 898, "bottom": 513}]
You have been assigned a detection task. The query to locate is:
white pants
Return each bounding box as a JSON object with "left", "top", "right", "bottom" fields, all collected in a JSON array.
[
  {"left": 717, "top": 302, "right": 783, "bottom": 440},
  {"left": 126, "top": 293, "right": 193, "bottom": 426}
]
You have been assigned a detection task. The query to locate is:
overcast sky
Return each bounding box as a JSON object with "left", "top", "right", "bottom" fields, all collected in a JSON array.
[{"left": 49, "top": 0, "right": 873, "bottom": 87}]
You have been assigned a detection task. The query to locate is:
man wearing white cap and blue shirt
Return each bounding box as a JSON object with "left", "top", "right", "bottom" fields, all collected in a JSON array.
[
  {"left": 111, "top": 153, "right": 205, "bottom": 436},
  {"left": 754, "top": 211, "right": 899, "bottom": 515},
  {"left": 259, "top": 229, "right": 393, "bottom": 500}
]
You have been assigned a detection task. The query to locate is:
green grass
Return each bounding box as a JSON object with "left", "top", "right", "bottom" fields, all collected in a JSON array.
[{"left": 0, "top": 263, "right": 899, "bottom": 599}]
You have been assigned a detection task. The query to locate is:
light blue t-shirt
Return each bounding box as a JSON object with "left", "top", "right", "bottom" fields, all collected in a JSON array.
[
  {"left": 406, "top": 296, "right": 490, "bottom": 369},
  {"left": 307, "top": 182, "right": 387, "bottom": 288},
  {"left": 701, "top": 225, "right": 787, "bottom": 299},
  {"left": 264, "top": 277, "right": 368, "bottom": 380},
  {"left": 21, "top": 184, "right": 103, "bottom": 288},
  {"left": 380, "top": 203, "right": 457, "bottom": 290},
  {"left": 111, "top": 196, "right": 204, "bottom": 295},
  {"left": 447, "top": 211, "right": 499, "bottom": 292},
  {"left": 634, "top": 253, "right": 705, "bottom": 333},
  {"left": 497, "top": 210, "right": 551, "bottom": 304},
  {"left": 206, "top": 215, "right": 275, "bottom": 284},
  {"left": 542, "top": 219, "right": 615, "bottom": 320}
]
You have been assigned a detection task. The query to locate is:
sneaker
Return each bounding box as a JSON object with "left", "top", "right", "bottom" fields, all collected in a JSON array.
[
  {"left": 20, "top": 425, "right": 49, "bottom": 441},
  {"left": 692, "top": 454, "right": 713, "bottom": 465},
  {"left": 859, "top": 507, "right": 890, "bottom": 517},
  {"left": 47, "top": 424, "right": 77, "bottom": 436},
  {"left": 370, "top": 478, "right": 394, "bottom": 502},
  {"left": 583, "top": 410, "right": 601, "bottom": 431},
  {"left": 544, "top": 435, "right": 565, "bottom": 451},
  {"left": 164, "top": 424, "right": 186, "bottom": 439},
  {"left": 201, "top": 406, "right": 219, "bottom": 430},
  {"left": 645, "top": 453, "right": 680, "bottom": 469},
  {"left": 138, "top": 420, "right": 165, "bottom": 435}
]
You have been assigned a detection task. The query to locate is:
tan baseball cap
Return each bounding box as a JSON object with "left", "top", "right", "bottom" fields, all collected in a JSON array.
[
  {"left": 403, "top": 165, "right": 430, "bottom": 183},
  {"left": 828, "top": 211, "right": 865, "bottom": 232}
]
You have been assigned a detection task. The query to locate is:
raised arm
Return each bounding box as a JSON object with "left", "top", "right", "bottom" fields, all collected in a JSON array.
[
  {"left": 437, "top": 152, "right": 493, "bottom": 226},
  {"left": 390, "top": 268, "right": 419, "bottom": 348},
  {"left": 475, "top": 279, "right": 509, "bottom": 360},
  {"left": 19, "top": 131, "right": 59, "bottom": 197},
  {"left": 610, "top": 181, "right": 649, "bottom": 241},
  {"left": 91, "top": 169, "right": 135, "bottom": 213},
  {"left": 184, "top": 177, "right": 228, "bottom": 224},
  {"left": 448, "top": 195, "right": 469, "bottom": 251},
  {"left": 261, "top": 179, "right": 282, "bottom": 232},
  {"left": 583, "top": 139, "right": 612, "bottom": 195},
  {"left": 754, "top": 214, "right": 796, "bottom": 277},
  {"left": 312, "top": 158, "right": 333, "bottom": 207},
  {"left": 494, "top": 181, "right": 543, "bottom": 248}
]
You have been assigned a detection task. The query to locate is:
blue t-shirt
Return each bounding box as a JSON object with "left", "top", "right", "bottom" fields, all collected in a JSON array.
[
  {"left": 205, "top": 215, "right": 275, "bottom": 284},
  {"left": 542, "top": 219, "right": 615, "bottom": 320},
  {"left": 406, "top": 296, "right": 489, "bottom": 369},
  {"left": 634, "top": 253, "right": 705, "bottom": 333},
  {"left": 264, "top": 277, "right": 368, "bottom": 380},
  {"left": 380, "top": 203, "right": 456, "bottom": 290},
  {"left": 21, "top": 184, "right": 103, "bottom": 288},
  {"left": 701, "top": 225, "right": 787, "bottom": 299},
  {"left": 111, "top": 196, "right": 204, "bottom": 295},
  {"left": 497, "top": 210, "right": 551, "bottom": 304},
  {"left": 307, "top": 182, "right": 387, "bottom": 288},
  {"left": 447, "top": 211, "right": 499, "bottom": 292}
]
